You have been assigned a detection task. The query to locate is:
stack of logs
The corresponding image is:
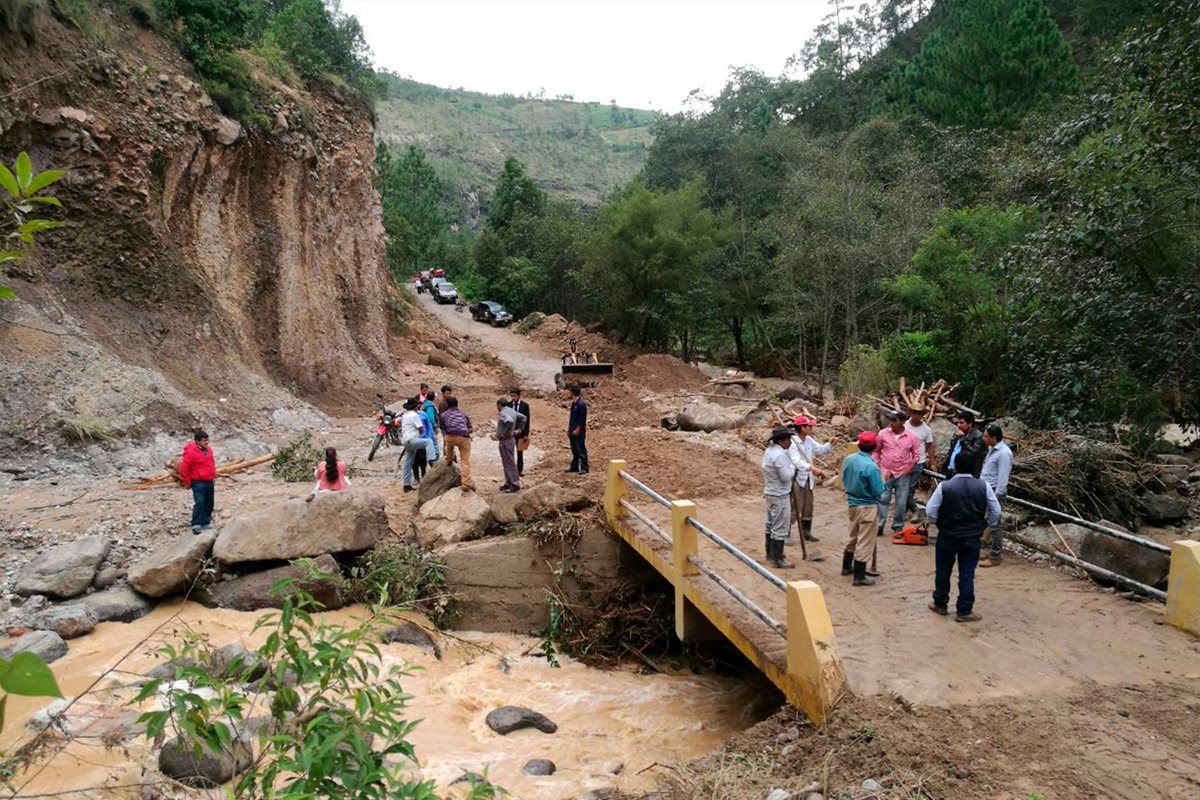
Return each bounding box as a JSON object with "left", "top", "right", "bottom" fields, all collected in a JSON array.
[
  {"left": 867, "top": 377, "right": 980, "bottom": 418},
  {"left": 126, "top": 453, "right": 275, "bottom": 490}
]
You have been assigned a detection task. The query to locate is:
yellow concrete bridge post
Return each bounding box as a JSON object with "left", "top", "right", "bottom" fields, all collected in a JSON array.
[
  {"left": 1166, "top": 540, "right": 1200, "bottom": 638},
  {"left": 604, "top": 459, "right": 628, "bottom": 523},
  {"left": 672, "top": 500, "right": 720, "bottom": 641},
  {"left": 785, "top": 581, "right": 847, "bottom": 725}
]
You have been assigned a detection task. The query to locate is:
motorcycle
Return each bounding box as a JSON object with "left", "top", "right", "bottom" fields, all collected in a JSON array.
[{"left": 367, "top": 395, "right": 402, "bottom": 461}]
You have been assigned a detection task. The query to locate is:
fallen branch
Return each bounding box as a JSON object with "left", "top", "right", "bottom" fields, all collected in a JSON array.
[{"left": 126, "top": 453, "right": 275, "bottom": 489}]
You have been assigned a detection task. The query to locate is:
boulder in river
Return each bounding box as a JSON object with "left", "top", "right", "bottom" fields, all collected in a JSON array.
[
  {"left": 214, "top": 491, "right": 388, "bottom": 564},
  {"left": 485, "top": 705, "right": 558, "bottom": 735},
  {"left": 15, "top": 536, "right": 111, "bottom": 599},
  {"left": 381, "top": 620, "right": 441, "bottom": 657},
  {"left": 64, "top": 587, "right": 153, "bottom": 623},
  {"left": 524, "top": 758, "right": 556, "bottom": 775},
  {"left": 414, "top": 490, "right": 493, "bottom": 548},
  {"left": 127, "top": 531, "right": 216, "bottom": 598},
  {"left": 675, "top": 399, "right": 744, "bottom": 433},
  {"left": 192, "top": 554, "right": 344, "bottom": 612},
  {"left": 158, "top": 734, "right": 252, "bottom": 787},
  {"left": 1, "top": 629, "right": 68, "bottom": 663},
  {"left": 31, "top": 604, "right": 97, "bottom": 639}
]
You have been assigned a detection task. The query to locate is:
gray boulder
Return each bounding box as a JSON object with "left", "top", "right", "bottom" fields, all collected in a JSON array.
[
  {"left": 16, "top": 536, "right": 111, "bottom": 599},
  {"left": 211, "top": 643, "right": 268, "bottom": 682},
  {"left": 64, "top": 587, "right": 153, "bottom": 623},
  {"left": 192, "top": 555, "right": 344, "bottom": 612},
  {"left": 1142, "top": 493, "right": 1189, "bottom": 524},
  {"left": 381, "top": 620, "right": 441, "bottom": 657},
  {"left": 1, "top": 630, "right": 68, "bottom": 664},
  {"left": 214, "top": 491, "right": 388, "bottom": 565},
  {"left": 31, "top": 604, "right": 97, "bottom": 639},
  {"left": 92, "top": 566, "right": 122, "bottom": 590},
  {"left": 158, "top": 734, "right": 252, "bottom": 788},
  {"left": 524, "top": 758, "right": 556, "bottom": 775},
  {"left": 493, "top": 482, "right": 590, "bottom": 525},
  {"left": 128, "top": 532, "right": 216, "bottom": 598},
  {"left": 1023, "top": 522, "right": 1171, "bottom": 588},
  {"left": 485, "top": 705, "right": 558, "bottom": 735},
  {"left": 417, "top": 459, "right": 464, "bottom": 506},
  {"left": 848, "top": 409, "right": 884, "bottom": 438},
  {"left": 413, "top": 490, "right": 493, "bottom": 549},
  {"left": 676, "top": 399, "right": 744, "bottom": 433}
]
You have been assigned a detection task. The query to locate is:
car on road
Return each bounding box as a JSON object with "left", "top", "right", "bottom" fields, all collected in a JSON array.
[
  {"left": 432, "top": 281, "right": 458, "bottom": 304},
  {"left": 471, "top": 301, "right": 513, "bottom": 326}
]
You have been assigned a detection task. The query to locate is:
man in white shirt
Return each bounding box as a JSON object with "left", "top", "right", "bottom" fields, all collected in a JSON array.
[
  {"left": 904, "top": 405, "right": 936, "bottom": 518},
  {"left": 979, "top": 424, "right": 1014, "bottom": 568},
  {"left": 788, "top": 416, "right": 837, "bottom": 543},
  {"left": 762, "top": 426, "right": 797, "bottom": 569},
  {"left": 399, "top": 398, "right": 431, "bottom": 492}
]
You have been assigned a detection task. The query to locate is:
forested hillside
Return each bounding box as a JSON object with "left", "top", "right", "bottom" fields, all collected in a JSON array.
[
  {"left": 375, "top": 0, "right": 1198, "bottom": 437},
  {"left": 375, "top": 76, "right": 656, "bottom": 212}
]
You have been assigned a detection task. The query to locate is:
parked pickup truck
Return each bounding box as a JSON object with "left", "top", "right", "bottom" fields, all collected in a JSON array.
[
  {"left": 471, "top": 301, "right": 513, "bottom": 326},
  {"left": 432, "top": 281, "right": 458, "bottom": 304}
]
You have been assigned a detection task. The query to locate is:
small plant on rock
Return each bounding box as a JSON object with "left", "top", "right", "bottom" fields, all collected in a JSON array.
[{"left": 346, "top": 543, "right": 454, "bottom": 627}]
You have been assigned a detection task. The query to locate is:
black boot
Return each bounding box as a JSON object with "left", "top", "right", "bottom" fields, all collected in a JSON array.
[
  {"left": 853, "top": 560, "right": 876, "bottom": 586},
  {"left": 765, "top": 534, "right": 772, "bottom": 561},
  {"left": 770, "top": 538, "right": 794, "bottom": 569},
  {"left": 802, "top": 519, "right": 818, "bottom": 542},
  {"left": 841, "top": 550, "right": 854, "bottom": 576}
]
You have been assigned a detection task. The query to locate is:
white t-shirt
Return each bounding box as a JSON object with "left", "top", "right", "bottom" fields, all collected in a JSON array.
[{"left": 904, "top": 420, "right": 934, "bottom": 464}]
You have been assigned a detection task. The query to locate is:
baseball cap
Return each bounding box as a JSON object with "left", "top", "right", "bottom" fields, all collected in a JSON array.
[
  {"left": 857, "top": 430, "right": 878, "bottom": 447},
  {"left": 792, "top": 416, "right": 815, "bottom": 427},
  {"left": 886, "top": 410, "right": 907, "bottom": 421}
]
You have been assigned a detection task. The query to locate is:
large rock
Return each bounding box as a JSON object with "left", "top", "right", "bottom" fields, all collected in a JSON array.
[
  {"left": 1023, "top": 523, "right": 1171, "bottom": 588},
  {"left": 192, "top": 555, "right": 344, "bottom": 612},
  {"left": 413, "top": 490, "right": 492, "bottom": 549},
  {"left": 15, "top": 536, "right": 111, "bottom": 599},
  {"left": 417, "top": 459, "right": 463, "bottom": 506},
  {"left": 213, "top": 491, "right": 388, "bottom": 564},
  {"left": 381, "top": 620, "right": 441, "bottom": 657},
  {"left": 848, "top": 409, "right": 884, "bottom": 438},
  {"left": 1142, "top": 493, "right": 1189, "bottom": 524},
  {"left": 31, "top": 604, "right": 97, "bottom": 639},
  {"left": 485, "top": 705, "right": 558, "bottom": 735},
  {"left": 492, "top": 482, "right": 590, "bottom": 525},
  {"left": 778, "top": 383, "right": 818, "bottom": 402},
  {"left": 427, "top": 350, "right": 462, "bottom": 369},
  {"left": 158, "top": 734, "right": 252, "bottom": 787},
  {"left": 211, "top": 116, "right": 243, "bottom": 146},
  {"left": 65, "top": 587, "right": 153, "bottom": 623},
  {"left": 1, "top": 629, "right": 68, "bottom": 663},
  {"left": 676, "top": 399, "right": 744, "bottom": 433},
  {"left": 128, "top": 532, "right": 216, "bottom": 598}
]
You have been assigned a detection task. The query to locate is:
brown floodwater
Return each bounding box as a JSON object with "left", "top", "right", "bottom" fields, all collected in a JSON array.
[{"left": 1, "top": 601, "right": 769, "bottom": 798}]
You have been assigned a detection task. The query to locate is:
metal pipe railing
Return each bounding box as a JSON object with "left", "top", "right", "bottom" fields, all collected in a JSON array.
[
  {"left": 618, "top": 497, "right": 671, "bottom": 544},
  {"left": 619, "top": 470, "right": 671, "bottom": 508},
  {"left": 921, "top": 468, "right": 1169, "bottom": 554},
  {"left": 1006, "top": 529, "right": 1167, "bottom": 601},
  {"left": 688, "top": 554, "right": 785, "bottom": 636},
  {"left": 686, "top": 516, "right": 788, "bottom": 592}
]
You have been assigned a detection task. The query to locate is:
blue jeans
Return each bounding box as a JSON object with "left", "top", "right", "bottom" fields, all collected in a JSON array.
[
  {"left": 932, "top": 535, "right": 982, "bottom": 616},
  {"left": 190, "top": 480, "right": 214, "bottom": 528},
  {"left": 402, "top": 438, "right": 431, "bottom": 485},
  {"left": 568, "top": 432, "right": 589, "bottom": 472},
  {"left": 878, "top": 473, "right": 912, "bottom": 531}
]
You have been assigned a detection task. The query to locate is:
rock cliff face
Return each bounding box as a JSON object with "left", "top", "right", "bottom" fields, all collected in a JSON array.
[{"left": 0, "top": 5, "right": 395, "bottom": 455}]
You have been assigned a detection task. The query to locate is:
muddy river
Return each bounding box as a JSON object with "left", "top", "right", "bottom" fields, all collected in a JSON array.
[{"left": 1, "top": 602, "right": 767, "bottom": 798}]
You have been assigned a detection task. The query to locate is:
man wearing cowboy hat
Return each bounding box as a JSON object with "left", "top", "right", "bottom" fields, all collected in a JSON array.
[
  {"left": 904, "top": 403, "right": 936, "bottom": 517},
  {"left": 787, "top": 416, "right": 837, "bottom": 543},
  {"left": 762, "top": 425, "right": 798, "bottom": 569}
]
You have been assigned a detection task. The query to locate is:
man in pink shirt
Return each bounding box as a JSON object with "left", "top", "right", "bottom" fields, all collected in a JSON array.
[{"left": 873, "top": 410, "right": 923, "bottom": 536}]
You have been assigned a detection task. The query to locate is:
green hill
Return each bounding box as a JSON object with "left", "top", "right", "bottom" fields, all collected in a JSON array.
[{"left": 374, "top": 75, "right": 658, "bottom": 216}]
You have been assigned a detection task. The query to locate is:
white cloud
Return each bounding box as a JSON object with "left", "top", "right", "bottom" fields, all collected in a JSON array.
[{"left": 342, "top": 0, "right": 831, "bottom": 112}]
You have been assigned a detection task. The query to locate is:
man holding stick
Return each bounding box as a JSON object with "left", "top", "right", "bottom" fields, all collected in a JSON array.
[
  {"left": 762, "top": 425, "right": 797, "bottom": 570},
  {"left": 787, "top": 416, "right": 836, "bottom": 544}
]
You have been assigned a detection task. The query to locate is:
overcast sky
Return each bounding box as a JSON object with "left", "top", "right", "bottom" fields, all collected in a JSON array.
[{"left": 342, "top": 0, "right": 832, "bottom": 112}]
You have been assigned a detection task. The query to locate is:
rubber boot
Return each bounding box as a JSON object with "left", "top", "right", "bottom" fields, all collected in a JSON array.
[
  {"left": 765, "top": 534, "right": 772, "bottom": 561},
  {"left": 841, "top": 550, "right": 854, "bottom": 576},
  {"left": 853, "top": 560, "right": 876, "bottom": 586},
  {"left": 802, "top": 519, "right": 818, "bottom": 542},
  {"left": 770, "top": 538, "right": 794, "bottom": 569}
]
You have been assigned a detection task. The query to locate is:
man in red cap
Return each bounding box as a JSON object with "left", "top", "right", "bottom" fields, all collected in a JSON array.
[
  {"left": 839, "top": 431, "right": 887, "bottom": 586},
  {"left": 787, "top": 416, "right": 837, "bottom": 543}
]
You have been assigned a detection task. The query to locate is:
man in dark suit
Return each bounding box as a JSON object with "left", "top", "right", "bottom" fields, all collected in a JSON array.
[
  {"left": 510, "top": 387, "right": 531, "bottom": 476},
  {"left": 941, "top": 411, "right": 986, "bottom": 478}
]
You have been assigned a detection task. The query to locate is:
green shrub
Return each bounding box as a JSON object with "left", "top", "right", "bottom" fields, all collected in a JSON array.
[
  {"left": 514, "top": 311, "right": 546, "bottom": 334},
  {"left": 837, "top": 344, "right": 892, "bottom": 399},
  {"left": 346, "top": 543, "right": 454, "bottom": 627},
  {"left": 271, "top": 430, "right": 324, "bottom": 483}
]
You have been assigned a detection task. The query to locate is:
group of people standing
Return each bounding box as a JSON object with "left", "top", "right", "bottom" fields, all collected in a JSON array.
[{"left": 760, "top": 406, "right": 1015, "bottom": 622}]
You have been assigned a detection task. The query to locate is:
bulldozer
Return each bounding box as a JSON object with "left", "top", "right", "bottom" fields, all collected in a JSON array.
[{"left": 555, "top": 338, "right": 613, "bottom": 389}]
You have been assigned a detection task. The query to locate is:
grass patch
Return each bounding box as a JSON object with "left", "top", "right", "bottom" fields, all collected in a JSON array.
[{"left": 61, "top": 414, "right": 115, "bottom": 442}]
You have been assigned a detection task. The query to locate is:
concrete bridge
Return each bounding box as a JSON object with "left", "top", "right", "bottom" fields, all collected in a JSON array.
[{"left": 603, "top": 459, "right": 1200, "bottom": 727}]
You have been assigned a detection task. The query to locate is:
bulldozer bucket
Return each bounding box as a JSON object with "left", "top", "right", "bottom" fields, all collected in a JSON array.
[{"left": 561, "top": 363, "right": 614, "bottom": 375}]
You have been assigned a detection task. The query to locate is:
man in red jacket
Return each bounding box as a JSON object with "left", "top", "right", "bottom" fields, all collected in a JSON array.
[{"left": 180, "top": 430, "right": 216, "bottom": 534}]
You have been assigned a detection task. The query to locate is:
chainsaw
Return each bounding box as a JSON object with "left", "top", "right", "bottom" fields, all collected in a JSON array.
[{"left": 891, "top": 522, "right": 929, "bottom": 546}]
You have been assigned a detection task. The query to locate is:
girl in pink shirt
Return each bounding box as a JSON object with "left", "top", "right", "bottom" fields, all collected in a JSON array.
[{"left": 312, "top": 447, "right": 350, "bottom": 495}]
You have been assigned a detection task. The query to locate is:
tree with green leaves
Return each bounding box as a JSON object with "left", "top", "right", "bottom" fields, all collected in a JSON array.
[
  {"left": 890, "top": 0, "right": 1077, "bottom": 128},
  {"left": 375, "top": 142, "right": 453, "bottom": 282},
  {"left": 487, "top": 157, "right": 545, "bottom": 231}
]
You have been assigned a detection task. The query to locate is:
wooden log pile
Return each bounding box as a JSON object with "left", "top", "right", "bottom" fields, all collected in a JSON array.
[
  {"left": 867, "top": 377, "right": 980, "bottom": 418},
  {"left": 125, "top": 453, "right": 276, "bottom": 490}
]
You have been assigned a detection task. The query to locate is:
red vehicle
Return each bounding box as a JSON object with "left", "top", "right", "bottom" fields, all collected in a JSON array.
[
  {"left": 433, "top": 268, "right": 445, "bottom": 278},
  {"left": 368, "top": 395, "right": 402, "bottom": 461}
]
